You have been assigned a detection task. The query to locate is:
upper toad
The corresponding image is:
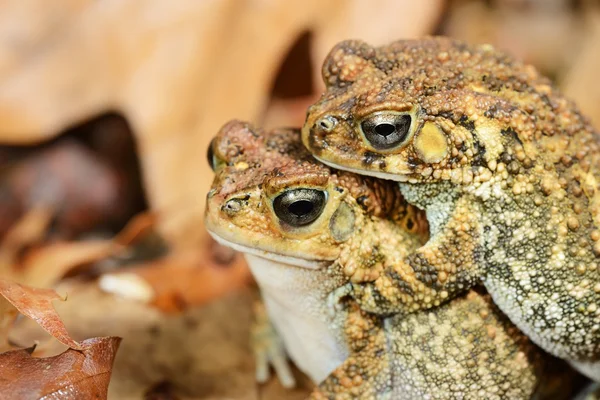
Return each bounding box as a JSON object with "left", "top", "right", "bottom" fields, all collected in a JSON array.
[{"left": 302, "top": 37, "right": 600, "bottom": 377}]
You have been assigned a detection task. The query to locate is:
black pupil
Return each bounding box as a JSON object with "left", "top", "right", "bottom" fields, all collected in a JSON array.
[
  {"left": 272, "top": 188, "right": 327, "bottom": 227},
  {"left": 361, "top": 114, "right": 412, "bottom": 150},
  {"left": 288, "top": 200, "right": 314, "bottom": 217},
  {"left": 375, "top": 123, "right": 396, "bottom": 137}
]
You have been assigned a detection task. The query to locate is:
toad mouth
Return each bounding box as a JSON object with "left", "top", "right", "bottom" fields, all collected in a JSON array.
[
  {"left": 207, "top": 230, "right": 331, "bottom": 270},
  {"left": 312, "top": 154, "right": 410, "bottom": 182}
]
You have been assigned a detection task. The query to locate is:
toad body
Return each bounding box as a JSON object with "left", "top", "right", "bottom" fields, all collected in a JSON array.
[
  {"left": 204, "top": 120, "right": 551, "bottom": 399},
  {"left": 302, "top": 37, "right": 600, "bottom": 377}
]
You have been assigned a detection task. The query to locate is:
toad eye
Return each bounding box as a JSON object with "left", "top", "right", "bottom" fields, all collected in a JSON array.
[
  {"left": 207, "top": 139, "right": 225, "bottom": 171},
  {"left": 273, "top": 188, "right": 327, "bottom": 227},
  {"left": 359, "top": 112, "right": 413, "bottom": 150},
  {"left": 207, "top": 139, "right": 217, "bottom": 171}
]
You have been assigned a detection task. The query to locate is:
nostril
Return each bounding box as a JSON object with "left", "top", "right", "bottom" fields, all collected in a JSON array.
[
  {"left": 221, "top": 195, "right": 250, "bottom": 215},
  {"left": 223, "top": 200, "right": 242, "bottom": 214},
  {"left": 316, "top": 115, "right": 337, "bottom": 132}
]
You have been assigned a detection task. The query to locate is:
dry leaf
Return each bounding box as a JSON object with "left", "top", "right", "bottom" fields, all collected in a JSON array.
[
  {"left": 0, "top": 336, "right": 121, "bottom": 400},
  {"left": 100, "top": 240, "right": 251, "bottom": 312},
  {"left": 0, "top": 206, "right": 53, "bottom": 248},
  {"left": 0, "top": 0, "right": 444, "bottom": 248},
  {"left": 0, "top": 206, "right": 54, "bottom": 268},
  {"left": 442, "top": 0, "right": 585, "bottom": 77},
  {"left": 0, "top": 235, "right": 117, "bottom": 288},
  {"left": 0, "top": 279, "right": 80, "bottom": 349},
  {"left": 0, "top": 295, "right": 17, "bottom": 352},
  {"left": 17, "top": 240, "right": 116, "bottom": 288},
  {"left": 2, "top": 139, "right": 128, "bottom": 239},
  {"left": 0, "top": 206, "right": 105, "bottom": 291},
  {"left": 114, "top": 212, "right": 157, "bottom": 247},
  {"left": 0, "top": 209, "right": 244, "bottom": 313},
  {"left": 562, "top": 12, "right": 600, "bottom": 130},
  {"left": 19, "top": 281, "right": 312, "bottom": 400},
  {"left": 0, "top": 212, "right": 144, "bottom": 289},
  {"left": 0, "top": 280, "right": 122, "bottom": 399}
]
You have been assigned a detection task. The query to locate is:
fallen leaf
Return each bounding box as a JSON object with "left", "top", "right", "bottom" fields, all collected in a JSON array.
[
  {"left": 0, "top": 279, "right": 80, "bottom": 349},
  {"left": 114, "top": 212, "right": 158, "bottom": 247},
  {"left": 0, "top": 0, "right": 444, "bottom": 248},
  {"left": 0, "top": 212, "right": 150, "bottom": 290},
  {"left": 99, "top": 240, "right": 251, "bottom": 312},
  {"left": 3, "top": 139, "right": 130, "bottom": 239},
  {"left": 20, "top": 280, "right": 313, "bottom": 400},
  {"left": 0, "top": 206, "right": 54, "bottom": 269},
  {"left": 0, "top": 336, "right": 121, "bottom": 400},
  {"left": 17, "top": 240, "right": 116, "bottom": 288},
  {"left": 0, "top": 206, "right": 53, "bottom": 249},
  {"left": 562, "top": 12, "right": 600, "bottom": 130},
  {"left": 0, "top": 296, "right": 17, "bottom": 352},
  {"left": 442, "top": 0, "right": 585, "bottom": 78}
]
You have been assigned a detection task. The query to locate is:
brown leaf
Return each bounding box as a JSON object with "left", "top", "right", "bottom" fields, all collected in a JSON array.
[
  {"left": 442, "top": 0, "right": 585, "bottom": 79},
  {"left": 99, "top": 242, "right": 251, "bottom": 313},
  {"left": 30, "top": 281, "right": 312, "bottom": 399},
  {"left": 0, "top": 206, "right": 53, "bottom": 249},
  {"left": 0, "top": 336, "right": 121, "bottom": 400},
  {"left": 17, "top": 240, "right": 116, "bottom": 288},
  {"left": 0, "top": 279, "right": 80, "bottom": 349},
  {"left": 0, "top": 0, "right": 443, "bottom": 247},
  {"left": 0, "top": 296, "right": 17, "bottom": 352},
  {"left": 562, "top": 13, "right": 600, "bottom": 130},
  {"left": 0, "top": 213, "right": 124, "bottom": 289},
  {"left": 3, "top": 139, "right": 129, "bottom": 239},
  {"left": 114, "top": 212, "right": 157, "bottom": 247},
  {"left": 0, "top": 206, "right": 54, "bottom": 269}
]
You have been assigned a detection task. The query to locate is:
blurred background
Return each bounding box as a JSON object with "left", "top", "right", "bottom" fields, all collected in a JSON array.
[{"left": 0, "top": 0, "right": 599, "bottom": 398}]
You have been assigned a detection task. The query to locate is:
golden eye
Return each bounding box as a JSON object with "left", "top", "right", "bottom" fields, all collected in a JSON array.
[
  {"left": 273, "top": 188, "right": 327, "bottom": 227},
  {"left": 359, "top": 112, "right": 413, "bottom": 150}
]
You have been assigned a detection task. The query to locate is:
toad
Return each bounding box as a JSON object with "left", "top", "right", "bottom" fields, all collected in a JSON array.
[
  {"left": 205, "top": 120, "right": 548, "bottom": 398},
  {"left": 302, "top": 37, "right": 600, "bottom": 378}
]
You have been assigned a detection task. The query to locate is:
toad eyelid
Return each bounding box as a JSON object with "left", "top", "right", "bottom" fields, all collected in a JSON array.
[{"left": 354, "top": 104, "right": 416, "bottom": 120}]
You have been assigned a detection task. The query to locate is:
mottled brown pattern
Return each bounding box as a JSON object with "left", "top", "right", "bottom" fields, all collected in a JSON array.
[
  {"left": 205, "top": 120, "right": 430, "bottom": 303},
  {"left": 302, "top": 37, "right": 600, "bottom": 374},
  {"left": 312, "top": 291, "right": 547, "bottom": 400},
  {"left": 383, "top": 290, "right": 542, "bottom": 400},
  {"left": 204, "top": 121, "right": 551, "bottom": 398},
  {"left": 310, "top": 301, "right": 392, "bottom": 399}
]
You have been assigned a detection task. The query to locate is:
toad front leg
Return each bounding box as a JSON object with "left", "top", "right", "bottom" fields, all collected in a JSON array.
[
  {"left": 343, "top": 195, "right": 483, "bottom": 316},
  {"left": 251, "top": 299, "right": 296, "bottom": 388},
  {"left": 310, "top": 302, "right": 392, "bottom": 400}
]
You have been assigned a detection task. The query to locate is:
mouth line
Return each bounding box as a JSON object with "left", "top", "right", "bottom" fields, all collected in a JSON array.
[
  {"left": 311, "top": 155, "right": 409, "bottom": 182},
  {"left": 207, "top": 230, "right": 331, "bottom": 270}
]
